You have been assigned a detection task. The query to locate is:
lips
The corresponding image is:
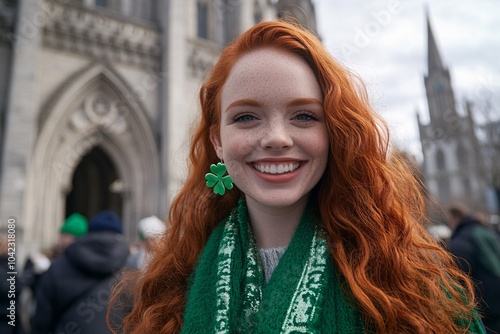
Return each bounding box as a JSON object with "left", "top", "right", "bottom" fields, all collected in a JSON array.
[
  {"left": 252, "top": 162, "right": 301, "bottom": 174},
  {"left": 249, "top": 160, "right": 304, "bottom": 184}
]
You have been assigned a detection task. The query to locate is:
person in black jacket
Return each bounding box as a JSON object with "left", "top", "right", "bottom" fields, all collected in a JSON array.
[
  {"left": 448, "top": 203, "right": 500, "bottom": 334},
  {"left": 21, "top": 213, "right": 88, "bottom": 333},
  {"left": 31, "top": 211, "right": 130, "bottom": 334},
  {"left": 0, "top": 234, "right": 21, "bottom": 334}
]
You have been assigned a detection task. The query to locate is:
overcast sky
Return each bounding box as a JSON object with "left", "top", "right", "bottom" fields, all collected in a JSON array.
[{"left": 314, "top": 0, "right": 500, "bottom": 161}]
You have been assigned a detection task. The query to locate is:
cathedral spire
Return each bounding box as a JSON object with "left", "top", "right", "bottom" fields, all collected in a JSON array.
[
  {"left": 424, "top": 11, "right": 458, "bottom": 127},
  {"left": 427, "top": 13, "right": 445, "bottom": 74}
]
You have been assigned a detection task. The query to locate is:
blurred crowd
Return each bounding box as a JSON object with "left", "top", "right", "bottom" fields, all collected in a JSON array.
[
  {"left": 428, "top": 203, "right": 500, "bottom": 333},
  {"left": 0, "top": 211, "right": 166, "bottom": 334}
]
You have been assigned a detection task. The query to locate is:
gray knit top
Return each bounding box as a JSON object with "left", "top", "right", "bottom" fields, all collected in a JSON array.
[{"left": 259, "top": 246, "right": 287, "bottom": 283}]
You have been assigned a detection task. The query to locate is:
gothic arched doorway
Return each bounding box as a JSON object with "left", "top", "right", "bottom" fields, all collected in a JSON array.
[{"left": 65, "top": 146, "right": 124, "bottom": 220}]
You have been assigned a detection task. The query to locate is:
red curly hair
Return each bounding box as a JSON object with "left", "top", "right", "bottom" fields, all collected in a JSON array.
[{"left": 111, "top": 21, "right": 477, "bottom": 333}]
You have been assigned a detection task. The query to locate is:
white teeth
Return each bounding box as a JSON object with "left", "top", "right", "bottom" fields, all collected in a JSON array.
[{"left": 253, "top": 162, "right": 300, "bottom": 174}]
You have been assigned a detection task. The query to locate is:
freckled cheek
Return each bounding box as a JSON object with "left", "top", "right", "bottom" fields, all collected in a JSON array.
[
  {"left": 307, "top": 133, "right": 329, "bottom": 163},
  {"left": 221, "top": 141, "right": 251, "bottom": 163},
  {"left": 221, "top": 131, "right": 258, "bottom": 156},
  {"left": 223, "top": 151, "right": 249, "bottom": 182},
  {"left": 220, "top": 134, "right": 257, "bottom": 176}
]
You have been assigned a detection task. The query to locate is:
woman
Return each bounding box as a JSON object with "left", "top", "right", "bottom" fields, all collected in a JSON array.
[{"left": 112, "top": 21, "right": 485, "bottom": 333}]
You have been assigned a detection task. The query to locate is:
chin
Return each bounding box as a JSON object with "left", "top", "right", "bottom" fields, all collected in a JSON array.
[{"left": 249, "top": 192, "right": 310, "bottom": 209}]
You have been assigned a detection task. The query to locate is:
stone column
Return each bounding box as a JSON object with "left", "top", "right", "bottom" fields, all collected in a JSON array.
[
  {"left": 0, "top": 0, "right": 43, "bottom": 266},
  {"left": 158, "top": 0, "right": 187, "bottom": 216}
]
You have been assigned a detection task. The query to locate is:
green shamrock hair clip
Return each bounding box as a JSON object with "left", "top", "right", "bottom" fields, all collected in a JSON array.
[{"left": 205, "top": 162, "right": 234, "bottom": 196}]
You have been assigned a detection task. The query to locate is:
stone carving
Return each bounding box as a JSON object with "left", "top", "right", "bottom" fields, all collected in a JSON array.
[
  {"left": 84, "top": 92, "right": 117, "bottom": 125},
  {"left": 67, "top": 92, "right": 130, "bottom": 139},
  {"left": 42, "top": 1, "right": 160, "bottom": 68},
  {"left": 187, "top": 40, "right": 221, "bottom": 78}
]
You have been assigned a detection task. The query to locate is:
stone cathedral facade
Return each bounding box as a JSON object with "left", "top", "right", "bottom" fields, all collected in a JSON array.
[
  {"left": 0, "top": 0, "right": 317, "bottom": 263},
  {"left": 418, "top": 16, "right": 489, "bottom": 219}
]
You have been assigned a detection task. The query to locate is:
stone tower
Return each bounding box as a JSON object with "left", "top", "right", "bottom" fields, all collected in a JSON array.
[{"left": 418, "top": 15, "right": 488, "bottom": 218}]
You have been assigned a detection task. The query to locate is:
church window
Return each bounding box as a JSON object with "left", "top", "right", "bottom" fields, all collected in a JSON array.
[
  {"left": 254, "top": 1, "right": 263, "bottom": 24},
  {"left": 463, "top": 177, "right": 471, "bottom": 193},
  {"left": 221, "top": 0, "right": 241, "bottom": 45},
  {"left": 136, "top": 0, "right": 153, "bottom": 20},
  {"left": 456, "top": 142, "right": 467, "bottom": 166},
  {"left": 96, "top": 0, "right": 108, "bottom": 7},
  {"left": 436, "top": 149, "right": 446, "bottom": 170},
  {"left": 432, "top": 81, "right": 449, "bottom": 116},
  {"left": 197, "top": 2, "right": 209, "bottom": 39},
  {"left": 437, "top": 177, "right": 450, "bottom": 204},
  {"left": 433, "top": 82, "right": 443, "bottom": 92}
]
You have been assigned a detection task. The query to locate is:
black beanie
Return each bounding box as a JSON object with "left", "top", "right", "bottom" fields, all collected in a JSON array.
[{"left": 89, "top": 211, "right": 123, "bottom": 234}]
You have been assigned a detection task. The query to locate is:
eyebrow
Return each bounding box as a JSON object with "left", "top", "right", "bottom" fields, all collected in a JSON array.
[
  {"left": 224, "top": 97, "right": 323, "bottom": 112},
  {"left": 225, "top": 99, "right": 261, "bottom": 112}
]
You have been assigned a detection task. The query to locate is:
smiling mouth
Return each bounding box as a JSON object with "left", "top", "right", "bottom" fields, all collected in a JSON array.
[{"left": 252, "top": 162, "right": 301, "bottom": 174}]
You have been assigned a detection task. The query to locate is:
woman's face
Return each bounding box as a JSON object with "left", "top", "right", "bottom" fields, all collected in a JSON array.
[{"left": 212, "top": 48, "right": 329, "bottom": 209}]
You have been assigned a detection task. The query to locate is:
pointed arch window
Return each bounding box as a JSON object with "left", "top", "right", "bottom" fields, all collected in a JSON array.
[
  {"left": 135, "top": 0, "right": 153, "bottom": 20},
  {"left": 437, "top": 177, "right": 450, "bottom": 204},
  {"left": 463, "top": 177, "right": 471, "bottom": 194},
  {"left": 433, "top": 81, "right": 449, "bottom": 115},
  {"left": 197, "top": 1, "right": 209, "bottom": 39},
  {"left": 436, "top": 149, "right": 446, "bottom": 170},
  {"left": 254, "top": 1, "right": 263, "bottom": 24},
  {"left": 94, "top": 0, "right": 119, "bottom": 11},
  {"left": 96, "top": 0, "right": 108, "bottom": 7},
  {"left": 456, "top": 142, "right": 467, "bottom": 166}
]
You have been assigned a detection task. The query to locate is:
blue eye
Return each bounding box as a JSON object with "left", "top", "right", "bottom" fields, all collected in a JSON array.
[
  {"left": 293, "top": 112, "right": 318, "bottom": 121},
  {"left": 234, "top": 114, "right": 256, "bottom": 123}
]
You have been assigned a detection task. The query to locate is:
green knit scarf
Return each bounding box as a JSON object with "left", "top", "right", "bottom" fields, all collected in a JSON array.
[{"left": 181, "top": 199, "right": 364, "bottom": 333}]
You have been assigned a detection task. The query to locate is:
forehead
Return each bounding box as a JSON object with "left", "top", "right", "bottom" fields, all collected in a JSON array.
[{"left": 220, "top": 48, "right": 321, "bottom": 108}]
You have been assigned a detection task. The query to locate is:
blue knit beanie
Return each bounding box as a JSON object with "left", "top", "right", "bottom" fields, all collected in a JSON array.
[{"left": 89, "top": 211, "right": 123, "bottom": 234}]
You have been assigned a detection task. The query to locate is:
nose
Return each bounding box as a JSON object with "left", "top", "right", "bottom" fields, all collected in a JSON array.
[{"left": 260, "top": 119, "right": 293, "bottom": 150}]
